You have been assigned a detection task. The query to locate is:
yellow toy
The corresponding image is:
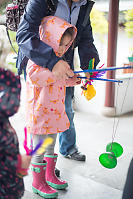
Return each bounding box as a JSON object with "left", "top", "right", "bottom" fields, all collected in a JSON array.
[
  {"left": 83, "top": 84, "right": 96, "bottom": 101},
  {"left": 81, "top": 58, "right": 96, "bottom": 101}
]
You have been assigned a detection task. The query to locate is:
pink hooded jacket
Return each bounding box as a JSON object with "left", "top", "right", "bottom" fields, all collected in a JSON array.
[{"left": 26, "top": 16, "right": 77, "bottom": 135}]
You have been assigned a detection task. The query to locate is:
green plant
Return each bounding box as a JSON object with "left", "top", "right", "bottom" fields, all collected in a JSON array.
[
  {"left": 90, "top": 8, "right": 108, "bottom": 42},
  {"left": 124, "top": 8, "right": 133, "bottom": 38},
  {"left": 0, "top": 0, "right": 10, "bottom": 15},
  {"left": 8, "top": 62, "right": 18, "bottom": 74},
  {"left": 8, "top": 30, "right": 19, "bottom": 53},
  {"left": 6, "top": 30, "right": 18, "bottom": 73},
  {"left": 124, "top": 8, "right": 133, "bottom": 57}
]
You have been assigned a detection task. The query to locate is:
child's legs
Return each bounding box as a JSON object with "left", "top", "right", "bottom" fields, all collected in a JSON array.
[
  {"left": 45, "top": 134, "right": 57, "bottom": 155},
  {"left": 31, "top": 134, "right": 57, "bottom": 163}
]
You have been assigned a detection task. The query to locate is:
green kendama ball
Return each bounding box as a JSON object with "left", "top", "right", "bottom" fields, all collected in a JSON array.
[
  {"left": 99, "top": 153, "right": 117, "bottom": 169},
  {"left": 106, "top": 142, "right": 123, "bottom": 158}
]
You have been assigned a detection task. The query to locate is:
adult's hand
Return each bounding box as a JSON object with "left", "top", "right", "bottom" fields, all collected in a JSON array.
[{"left": 52, "top": 60, "right": 74, "bottom": 80}]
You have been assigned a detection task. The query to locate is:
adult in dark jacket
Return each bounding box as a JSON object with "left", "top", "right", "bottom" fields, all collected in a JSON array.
[{"left": 16, "top": 0, "right": 100, "bottom": 163}]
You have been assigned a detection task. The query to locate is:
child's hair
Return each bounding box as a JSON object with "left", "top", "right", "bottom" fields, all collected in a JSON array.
[{"left": 60, "top": 27, "right": 75, "bottom": 45}]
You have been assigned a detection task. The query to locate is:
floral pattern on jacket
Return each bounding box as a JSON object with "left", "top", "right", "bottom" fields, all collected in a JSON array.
[{"left": 26, "top": 61, "right": 72, "bottom": 135}]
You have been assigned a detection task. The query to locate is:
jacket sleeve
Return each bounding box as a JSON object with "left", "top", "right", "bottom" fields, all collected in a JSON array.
[
  {"left": 27, "top": 63, "right": 56, "bottom": 87},
  {"left": 78, "top": 17, "right": 100, "bottom": 70},
  {"left": 0, "top": 122, "right": 20, "bottom": 177},
  {"left": 16, "top": 0, "right": 61, "bottom": 71}
]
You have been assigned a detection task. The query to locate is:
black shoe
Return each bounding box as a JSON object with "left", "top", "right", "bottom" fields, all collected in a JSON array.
[
  {"left": 65, "top": 151, "right": 86, "bottom": 161},
  {"left": 55, "top": 167, "right": 60, "bottom": 177}
]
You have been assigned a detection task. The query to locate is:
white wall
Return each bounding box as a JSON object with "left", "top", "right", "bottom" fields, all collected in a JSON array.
[{"left": 74, "top": 28, "right": 133, "bottom": 115}]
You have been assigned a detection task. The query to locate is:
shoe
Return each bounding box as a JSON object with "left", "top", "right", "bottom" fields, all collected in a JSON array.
[
  {"left": 65, "top": 151, "right": 86, "bottom": 161},
  {"left": 55, "top": 167, "right": 60, "bottom": 177}
]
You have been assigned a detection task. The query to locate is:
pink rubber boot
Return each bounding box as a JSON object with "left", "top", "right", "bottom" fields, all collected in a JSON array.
[
  {"left": 44, "top": 154, "right": 68, "bottom": 189},
  {"left": 31, "top": 161, "right": 58, "bottom": 198}
]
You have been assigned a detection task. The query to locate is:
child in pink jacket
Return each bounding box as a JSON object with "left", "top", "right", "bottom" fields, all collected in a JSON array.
[{"left": 26, "top": 16, "right": 80, "bottom": 198}]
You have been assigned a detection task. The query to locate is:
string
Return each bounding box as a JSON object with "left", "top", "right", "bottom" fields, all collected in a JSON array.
[
  {"left": 112, "top": 82, "right": 119, "bottom": 145},
  {"left": 111, "top": 74, "right": 131, "bottom": 146},
  {"left": 30, "top": 134, "right": 33, "bottom": 151}
]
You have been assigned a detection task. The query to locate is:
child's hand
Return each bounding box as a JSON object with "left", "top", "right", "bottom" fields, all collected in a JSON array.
[
  {"left": 21, "top": 154, "right": 32, "bottom": 169},
  {"left": 73, "top": 74, "right": 81, "bottom": 85},
  {"left": 17, "top": 155, "right": 31, "bottom": 178}
]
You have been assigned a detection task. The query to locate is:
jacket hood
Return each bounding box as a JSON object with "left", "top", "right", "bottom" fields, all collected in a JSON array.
[{"left": 39, "top": 16, "right": 77, "bottom": 56}]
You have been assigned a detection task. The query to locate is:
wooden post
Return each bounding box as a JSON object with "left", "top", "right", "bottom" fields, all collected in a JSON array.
[{"left": 104, "top": 0, "right": 119, "bottom": 113}]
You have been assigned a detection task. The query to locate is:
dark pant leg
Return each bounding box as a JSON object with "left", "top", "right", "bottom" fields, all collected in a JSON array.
[
  {"left": 59, "top": 87, "right": 77, "bottom": 156},
  {"left": 122, "top": 158, "right": 133, "bottom": 199}
]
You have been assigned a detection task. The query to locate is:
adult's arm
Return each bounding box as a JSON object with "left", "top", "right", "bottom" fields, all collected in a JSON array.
[
  {"left": 16, "top": 0, "right": 61, "bottom": 71},
  {"left": 78, "top": 17, "right": 100, "bottom": 70},
  {"left": 27, "top": 62, "right": 56, "bottom": 86}
]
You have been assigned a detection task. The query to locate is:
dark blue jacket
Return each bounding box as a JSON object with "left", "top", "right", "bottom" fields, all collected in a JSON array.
[{"left": 16, "top": 0, "right": 100, "bottom": 75}]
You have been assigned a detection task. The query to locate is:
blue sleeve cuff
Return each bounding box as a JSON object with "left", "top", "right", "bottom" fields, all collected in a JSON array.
[{"left": 46, "top": 51, "right": 62, "bottom": 71}]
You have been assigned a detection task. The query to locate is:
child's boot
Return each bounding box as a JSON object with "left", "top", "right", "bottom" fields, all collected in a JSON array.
[
  {"left": 44, "top": 154, "right": 68, "bottom": 189},
  {"left": 31, "top": 161, "right": 58, "bottom": 198}
]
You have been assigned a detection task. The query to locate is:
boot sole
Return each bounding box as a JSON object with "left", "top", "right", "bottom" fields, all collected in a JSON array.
[
  {"left": 47, "top": 181, "right": 68, "bottom": 190},
  {"left": 32, "top": 186, "right": 58, "bottom": 198},
  {"left": 64, "top": 155, "right": 86, "bottom": 161}
]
